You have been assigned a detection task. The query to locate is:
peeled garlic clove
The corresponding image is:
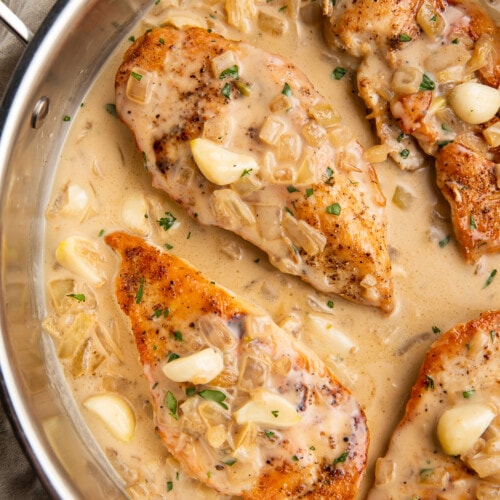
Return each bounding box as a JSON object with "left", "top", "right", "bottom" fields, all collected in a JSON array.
[
  {"left": 84, "top": 393, "right": 136, "bottom": 442},
  {"left": 437, "top": 403, "right": 495, "bottom": 456},
  {"left": 161, "top": 347, "right": 224, "bottom": 384},
  {"left": 190, "top": 138, "right": 259, "bottom": 185},
  {"left": 234, "top": 388, "right": 301, "bottom": 428},
  {"left": 448, "top": 82, "right": 500, "bottom": 125},
  {"left": 55, "top": 235, "right": 106, "bottom": 286}
]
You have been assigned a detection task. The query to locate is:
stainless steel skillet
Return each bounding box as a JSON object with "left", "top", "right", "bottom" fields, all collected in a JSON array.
[{"left": 0, "top": 1, "right": 152, "bottom": 497}]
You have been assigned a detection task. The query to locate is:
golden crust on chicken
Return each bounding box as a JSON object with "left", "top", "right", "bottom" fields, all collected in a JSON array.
[
  {"left": 105, "top": 231, "right": 369, "bottom": 499},
  {"left": 115, "top": 26, "right": 394, "bottom": 311}
]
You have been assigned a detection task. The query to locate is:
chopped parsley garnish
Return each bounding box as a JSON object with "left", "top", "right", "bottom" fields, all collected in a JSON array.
[
  {"left": 198, "top": 389, "right": 228, "bottom": 409},
  {"left": 397, "top": 132, "right": 407, "bottom": 142},
  {"left": 166, "top": 391, "right": 178, "bottom": 420},
  {"left": 135, "top": 276, "right": 145, "bottom": 304},
  {"left": 327, "top": 300, "right": 334, "bottom": 308},
  {"left": 219, "top": 65, "right": 239, "bottom": 80},
  {"left": 159, "top": 37, "right": 165, "bottom": 45},
  {"left": 164, "top": 243, "right": 174, "bottom": 250},
  {"left": 399, "top": 33, "right": 412, "bottom": 42},
  {"left": 271, "top": 410, "right": 279, "bottom": 418},
  {"left": 285, "top": 207, "right": 294, "bottom": 216},
  {"left": 173, "top": 331, "right": 183, "bottom": 341},
  {"left": 463, "top": 389, "right": 475, "bottom": 399},
  {"left": 399, "top": 149, "right": 410, "bottom": 159},
  {"left": 491, "top": 330, "right": 497, "bottom": 342},
  {"left": 325, "top": 166, "right": 334, "bottom": 183},
  {"left": 484, "top": 269, "right": 497, "bottom": 288},
  {"left": 187, "top": 231, "right": 191, "bottom": 240},
  {"left": 128, "top": 36, "right": 135, "bottom": 42},
  {"left": 105, "top": 103, "right": 118, "bottom": 118},
  {"left": 425, "top": 374, "right": 435, "bottom": 390},
  {"left": 279, "top": 5, "right": 288, "bottom": 11},
  {"left": 152, "top": 382, "right": 158, "bottom": 389},
  {"left": 432, "top": 326, "right": 441, "bottom": 334},
  {"left": 167, "top": 352, "right": 180, "bottom": 363},
  {"left": 264, "top": 430, "right": 275, "bottom": 439},
  {"left": 153, "top": 307, "right": 170, "bottom": 318},
  {"left": 281, "top": 82, "right": 292, "bottom": 97},
  {"left": 67, "top": 293, "right": 85, "bottom": 302},
  {"left": 306, "top": 188, "right": 314, "bottom": 197},
  {"left": 63, "top": 115, "right": 71, "bottom": 122},
  {"left": 287, "top": 185, "right": 298, "bottom": 193},
  {"left": 158, "top": 211, "right": 177, "bottom": 230},
  {"left": 326, "top": 203, "right": 341, "bottom": 215},
  {"left": 310, "top": 445, "right": 316, "bottom": 450},
  {"left": 166, "top": 481, "right": 173, "bottom": 492},
  {"left": 241, "top": 168, "right": 252, "bottom": 177},
  {"left": 292, "top": 455, "right": 299, "bottom": 461},
  {"left": 470, "top": 214, "right": 477, "bottom": 230},
  {"left": 452, "top": 38, "right": 459, "bottom": 44},
  {"left": 333, "top": 451, "right": 348, "bottom": 465},
  {"left": 222, "top": 82, "right": 231, "bottom": 98},
  {"left": 332, "top": 66, "right": 347, "bottom": 80},
  {"left": 438, "top": 235, "right": 450, "bottom": 248},
  {"left": 186, "top": 386, "right": 197, "bottom": 397},
  {"left": 98, "top": 229, "right": 106, "bottom": 237},
  {"left": 419, "top": 73, "right": 435, "bottom": 91},
  {"left": 131, "top": 71, "right": 143, "bottom": 81},
  {"left": 437, "top": 139, "right": 453, "bottom": 149},
  {"left": 223, "top": 458, "right": 237, "bottom": 466}
]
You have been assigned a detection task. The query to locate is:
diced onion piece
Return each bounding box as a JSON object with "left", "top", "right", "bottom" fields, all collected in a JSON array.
[
  {"left": 437, "top": 403, "right": 496, "bottom": 456},
  {"left": 449, "top": 82, "right": 500, "bottom": 124},
  {"left": 225, "top": 0, "right": 256, "bottom": 33},
  {"left": 126, "top": 67, "right": 153, "bottom": 104},
  {"left": 55, "top": 236, "right": 106, "bottom": 286},
  {"left": 483, "top": 122, "right": 500, "bottom": 147},
  {"left": 259, "top": 116, "right": 285, "bottom": 145},
  {"left": 164, "top": 12, "right": 207, "bottom": 29},
  {"left": 296, "top": 152, "right": 317, "bottom": 185},
  {"left": 190, "top": 138, "right": 259, "bottom": 185},
  {"left": 234, "top": 388, "right": 301, "bottom": 428},
  {"left": 465, "top": 452, "right": 500, "bottom": 478},
  {"left": 302, "top": 121, "right": 327, "bottom": 147},
  {"left": 211, "top": 51, "right": 238, "bottom": 79},
  {"left": 206, "top": 424, "right": 227, "bottom": 449},
  {"left": 416, "top": 0, "right": 445, "bottom": 38},
  {"left": 392, "top": 185, "right": 414, "bottom": 209},
  {"left": 203, "top": 117, "right": 231, "bottom": 143},
  {"left": 276, "top": 133, "right": 301, "bottom": 162},
  {"left": 308, "top": 103, "right": 342, "bottom": 127},
  {"left": 161, "top": 348, "right": 224, "bottom": 384},
  {"left": 58, "top": 313, "right": 95, "bottom": 359},
  {"left": 390, "top": 67, "right": 422, "bottom": 95},
  {"left": 363, "top": 144, "right": 391, "bottom": 163},
  {"left": 282, "top": 212, "right": 326, "bottom": 256},
  {"left": 258, "top": 9, "right": 287, "bottom": 35},
  {"left": 254, "top": 205, "right": 283, "bottom": 240},
  {"left": 121, "top": 193, "right": 149, "bottom": 236},
  {"left": 211, "top": 189, "right": 256, "bottom": 228},
  {"left": 84, "top": 393, "right": 136, "bottom": 442},
  {"left": 61, "top": 184, "right": 89, "bottom": 217},
  {"left": 270, "top": 94, "right": 292, "bottom": 112},
  {"left": 466, "top": 34, "right": 494, "bottom": 75}
]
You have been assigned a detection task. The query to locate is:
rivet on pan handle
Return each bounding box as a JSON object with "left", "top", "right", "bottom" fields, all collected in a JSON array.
[{"left": 0, "top": 1, "right": 33, "bottom": 44}]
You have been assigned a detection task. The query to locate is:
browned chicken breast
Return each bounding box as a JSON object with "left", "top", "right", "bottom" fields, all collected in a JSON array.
[
  {"left": 105, "top": 231, "right": 369, "bottom": 499},
  {"left": 115, "top": 26, "right": 394, "bottom": 311},
  {"left": 323, "top": 0, "right": 500, "bottom": 262},
  {"left": 369, "top": 310, "right": 500, "bottom": 499}
]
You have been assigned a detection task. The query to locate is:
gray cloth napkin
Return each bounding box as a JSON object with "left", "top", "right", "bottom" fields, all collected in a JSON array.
[{"left": 1, "top": 3, "right": 56, "bottom": 498}]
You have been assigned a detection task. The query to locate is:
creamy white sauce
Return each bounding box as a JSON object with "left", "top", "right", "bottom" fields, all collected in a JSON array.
[{"left": 43, "top": 0, "right": 500, "bottom": 498}]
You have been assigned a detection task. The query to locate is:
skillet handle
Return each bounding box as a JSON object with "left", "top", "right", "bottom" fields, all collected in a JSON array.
[{"left": 0, "top": 1, "right": 33, "bottom": 44}]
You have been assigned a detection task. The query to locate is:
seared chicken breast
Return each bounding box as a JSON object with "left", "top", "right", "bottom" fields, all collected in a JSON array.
[
  {"left": 369, "top": 311, "right": 500, "bottom": 499},
  {"left": 115, "top": 26, "right": 394, "bottom": 311},
  {"left": 323, "top": 0, "right": 500, "bottom": 262},
  {"left": 105, "top": 231, "right": 369, "bottom": 499}
]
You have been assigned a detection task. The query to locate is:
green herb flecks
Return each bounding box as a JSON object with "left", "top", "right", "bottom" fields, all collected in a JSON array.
[
  {"left": 173, "top": 331, "right": 183, "bottom": 342},
  {"left": 197, "top": 389, "right": 228, "bottom": 409},
  {"left": 432, "top": 326, "right": 441, "bottom": 334},
  {"left": 463, "top": 389, "right": 475, "bottom": 399},
  {"left": 281, "top": 82, "right": 292, "bottom": 97},
  {"left": 425, "top": 374, "right": 435, "bottom": 390},
  {"left": 167, "top": 352, "right": 180, "bottom": 363},
  {"left": 470, "top": 214, "right": 477, "bottom": 230},
  {"left": 63, "top": 115, "right": 71, "bottom": 122},
  {"left": 333, "top": 451, "right": 348, "bottom": 465},
  {"left": 419, "top": 73, "right": 435, "bottom": 91},
  {"left": 287, "top": 185, "right": 298, "bottom": 193},
  {"left": 135, "top": 276, "right": 145, "bottom": 304},
  {"left": 439, "top": 235, "right": 450, "bottom": 248},
  {"left": 223, "top": 458, "right": 237, "bottom": 466},
  {"left": 67, "top": 293, "right": 86, "bottom": 302},
  {"left": 399, "top": 149, "right": 410, "bottom": 159},
  {"left": 166, "top": 481, "right": 173, "bottom": 492},
  {"left": 158, "top": 212, "right": 177, "bottom": 231},
  {"left": 222, "top": 82, "right": 231, "bottom": 98},
  {"left": 219, "top": 65, "right": 239, "bottom": 80},
  {"left": 166, "top": 391, "right": 178, "bottom": 420},
  {"left": 326, "top": 203, "right": 341, "bottom": 215},
  {"left": 399, "top": 33, "right": 412, "bottom": 42},
  {"left": 131, "top": 71, "right": 143, "bottom": 81},
  {"left": 332, "top": 66, "right": 347, "bottom": 80},
  {"left": 484, "top": 269, "right": 497, "bottom": 288}
]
